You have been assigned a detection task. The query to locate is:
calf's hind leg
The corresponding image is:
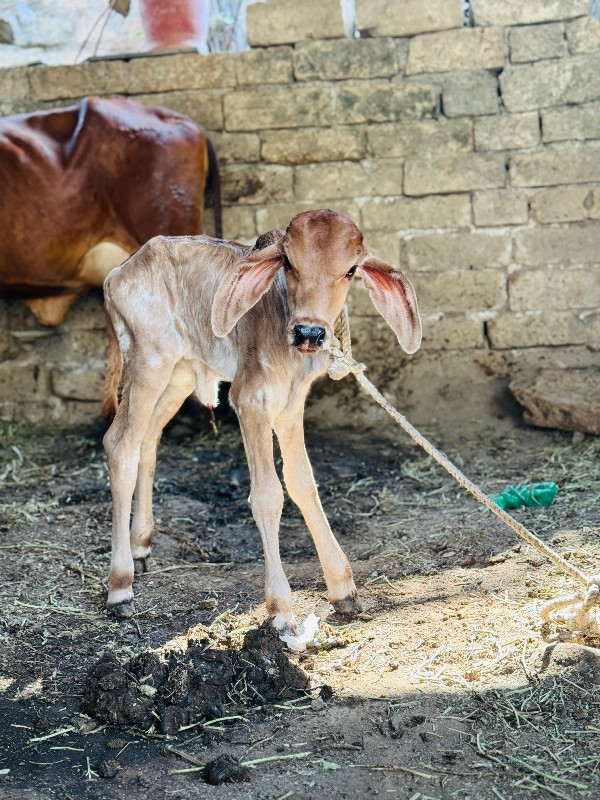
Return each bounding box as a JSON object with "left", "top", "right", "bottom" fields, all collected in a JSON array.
[
  {"left": 104, "top": 365, "right": 174, "bottom": 617},
  {"left": 130, "top": 362, "right": 197, "bottom": 573}
]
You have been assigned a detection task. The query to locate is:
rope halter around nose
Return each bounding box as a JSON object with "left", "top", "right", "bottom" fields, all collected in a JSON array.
[{"left": 328, "top": 307, "right": 600, "bottom": 636}]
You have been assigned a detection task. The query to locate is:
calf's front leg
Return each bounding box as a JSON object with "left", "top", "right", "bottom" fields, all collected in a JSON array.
[
  {"left": 275, "top": 406, "right": 362, "bottom": 616},
  {"left": 232, "top": 393, "right": 296, "bottom": 634}
]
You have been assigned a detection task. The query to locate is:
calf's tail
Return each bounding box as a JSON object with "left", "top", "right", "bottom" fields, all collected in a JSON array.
[{"left": 102, "top": 311, "right": 123, "bottom": 423}]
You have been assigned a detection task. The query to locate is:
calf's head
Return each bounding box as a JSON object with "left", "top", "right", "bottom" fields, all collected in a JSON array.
[{"left": 211, "top": 209, "right": 422, "bottom": 355}]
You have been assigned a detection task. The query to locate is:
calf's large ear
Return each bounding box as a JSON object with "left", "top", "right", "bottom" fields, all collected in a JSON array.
[
  {"left": 359, "top": 256, "right": 422, "bottom": 354},
  {"left": 211, "top": 243, "right": 283, "bottom": 337}
]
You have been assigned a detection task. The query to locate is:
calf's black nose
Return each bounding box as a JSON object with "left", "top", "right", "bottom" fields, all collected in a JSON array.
[{"left": 293, "top": 324, "right": 326, "bottom": 347}]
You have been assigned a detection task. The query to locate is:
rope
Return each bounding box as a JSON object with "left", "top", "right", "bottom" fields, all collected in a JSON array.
[{"left": 329, "top": 308, "right": 600, "bottom": 634}]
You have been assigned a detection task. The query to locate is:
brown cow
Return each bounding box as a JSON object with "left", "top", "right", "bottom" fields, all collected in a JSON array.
[{"left": 0, "top": 96, "right": 220, "bottom": 326}]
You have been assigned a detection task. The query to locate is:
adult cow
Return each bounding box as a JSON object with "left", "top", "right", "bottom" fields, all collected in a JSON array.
[{"left": 0, "top": 96, "right": 221, "bottom": 326}]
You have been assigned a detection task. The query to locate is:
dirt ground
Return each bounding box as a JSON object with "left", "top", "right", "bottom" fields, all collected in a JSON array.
[{"left": 1, "top": 407, "right": 599, "bottom": 800}]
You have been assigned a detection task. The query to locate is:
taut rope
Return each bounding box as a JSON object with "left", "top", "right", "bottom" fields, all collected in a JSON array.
[{"left": 328, "top": 307, "right": 600, "bottom": 635}]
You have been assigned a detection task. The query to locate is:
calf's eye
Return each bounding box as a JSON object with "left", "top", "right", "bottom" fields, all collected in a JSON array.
[{"left": 346, "top": 265, "right": 358, "bottom": 278}]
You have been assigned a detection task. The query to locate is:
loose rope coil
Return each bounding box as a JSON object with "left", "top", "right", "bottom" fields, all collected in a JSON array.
[{"left": 329, "top": 307, "right": 600, "bottom": 636}]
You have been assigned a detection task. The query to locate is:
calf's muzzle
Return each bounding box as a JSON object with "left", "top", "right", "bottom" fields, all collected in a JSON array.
[{"left": 293, "top": 324, "right": 326, "bottom": 349}]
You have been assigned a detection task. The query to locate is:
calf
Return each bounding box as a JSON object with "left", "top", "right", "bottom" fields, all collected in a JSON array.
[{"left": 103, "top": 209, "right": 421, "bottom": 632}]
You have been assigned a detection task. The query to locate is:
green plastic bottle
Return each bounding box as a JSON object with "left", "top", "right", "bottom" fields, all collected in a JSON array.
[{"left": 491, "top": 482, "right": 558, "bottom": 511}]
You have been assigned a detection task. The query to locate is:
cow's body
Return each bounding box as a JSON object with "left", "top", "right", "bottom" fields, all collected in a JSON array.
[{"left": 0, "top": 96, "right": 219, "bottom": 325}]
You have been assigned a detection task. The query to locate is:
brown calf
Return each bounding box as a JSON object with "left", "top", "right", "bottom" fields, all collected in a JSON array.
[{"left": 103, "top": 209, "right": 421, "bottom": 633}]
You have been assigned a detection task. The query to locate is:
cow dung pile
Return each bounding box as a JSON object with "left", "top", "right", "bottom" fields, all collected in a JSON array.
[{"left": 82, "top": 623, "right": 308, "bottom": 734}]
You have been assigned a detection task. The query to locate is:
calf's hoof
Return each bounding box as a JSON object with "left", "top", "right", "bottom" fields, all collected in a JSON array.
[
  {"left": 269, "top": 612, "right": 298, "bottom": 637},
  {"left": 134, "top": 557, "right": 150, "bottom": 575},
  {"left": 332, "top": 595, "right": 363, "bottom": 617},
  {"left": 108, "top": 600, "right": 135, "bottom": 619}
]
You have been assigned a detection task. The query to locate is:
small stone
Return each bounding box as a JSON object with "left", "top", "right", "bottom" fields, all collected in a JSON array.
[
  {"left": 311, "top": 697, "right": 327, "bottom": 712},
  {"left": 98, "top": 760, "right": 121, "bottom": 779},
  {"left": 389, "top": 712, "right": 404, "bottom": 736},
  {"left": 510, "top": 369, "right": 600, "bottom": 435}
]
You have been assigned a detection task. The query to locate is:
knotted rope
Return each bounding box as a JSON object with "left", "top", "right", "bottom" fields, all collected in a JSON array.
[{"left": 328, "top": 307, "right": 600, "bottom": 635}]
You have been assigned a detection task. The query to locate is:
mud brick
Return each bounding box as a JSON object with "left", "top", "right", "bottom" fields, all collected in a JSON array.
[
  {"left": 362, "top": 194, "right": 470, "bottom": 231},
  {"left": 52, "top": 365, "right": 105, "bottom": 401},
  {"left": 335, "top": 81, "right": 438, "bottom": 124},
  {"left": 261, "top": 126, "right": 365, "bottom": 164},
  {"left": 420, "top": 313, "right": 485, "bottom": 350},
  {"left": 475, "top": 112, "right": 539, "bottom": 151},
  {"left": 28, "top": 60, "right": 127, "bottom": 101},
  {"left": 514, "top": 224, "right": 600, "bottom": 265},
  {"left": 224, "top": 85, "right": 333, "bottom": 131},
  {"left": 220, "top": 206, "right": 257, "bottom": 239},
  {"left": 221, "top": 164, "right": 293, "bottom": 205},
  {"left": 404, "top": 152, "right": 505, "bottom": 196},
  {"left": 356, "top": 0, "right": 462, "bottom": 37},
  {"left": 206, "top": 131, "right": 260, "bottom": 164},
  {"left": 542, "top": 102, "right": 600, "bottom": 142},
  {"left": 246, "top": 0, "right": 349, "bottom": 46},
  {"left": 509, "top": 22, "right": 566, "bottom": 63},
  {"left": 235, "top": 47, "right": 293, "bottom": 85},
  {"left": 510, "top": 144, "right": 600, "bottom": 187},
  {"left": 406, "top": 27, "right": 504, "bottom": 75},
  {"left": 473, "top": 189, "right": 529, "bottom": 226},
  {"left": 294, "top": 38, "right": 399, "bottom": 81},
  {"left": 530, "top": 186, "right": 600, "bottom": 223},
  {"left": 295, "top": 160, "right": 403, "bottom": 201},
  {"left": 133, "top": 90, "right": 224, "bottom": 131},
  {"left": 127, "top": 53, "right": 235, "bottom": 93},
  {"left": 413, "top": 270, "right": 507, "bottom": 312},
  {"left": 368, "top": 119, "right": 472, "bottom": 158},
  {"left": 471, "top": 0, "right": 588, "bottom": 26},
  {"left": 509, "top": 267, "right": 600, "bottom": 311},
  {"left": 500, "top": 55, "right": 600, "bottom": 112},
  {"left": 442, "top": 70, "right": 499, "bottom": 117},
  {"left": 255, "top": 201, "right": 360, "bottom": 232},
  {"left": 404, "top": 232, "right": 512, "bottom": 270},
  {"left": 567, "top": 16, "right": 600, "bottom": 55},
  {"left": 488, "top": 310, "right": 600, "bottom": 348}
]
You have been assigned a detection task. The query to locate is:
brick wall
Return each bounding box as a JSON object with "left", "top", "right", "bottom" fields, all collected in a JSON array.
[{"left": 1, "top": 0, "right": 599, "bottom": 433}]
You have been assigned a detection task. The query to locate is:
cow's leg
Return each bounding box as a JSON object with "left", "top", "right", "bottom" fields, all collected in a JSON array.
[
  {"left": 231, "top": 391, "right": 295, "bottom": 634},
  {"left": 24, "top": 292, "right": 81, "bottom": 326},
  {"left": 104, "top": 364, "right": 174, "bottom": 617},
  {"left": 78, "top": 242, "right": 131, "bottom": 286},
  {"left": 275, "top": 403, "right": 362, "bottom": 617},
  {"left": 130, "top": 362, "right": 196, "bottom": 573}
]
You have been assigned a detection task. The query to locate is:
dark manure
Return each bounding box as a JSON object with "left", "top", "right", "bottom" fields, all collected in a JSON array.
[
  {"left": 82, "top": 622, "right": 308, "bottom": 732},
  {"left": 203, "top": 753, "right": 251, "bottom": 785}
]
